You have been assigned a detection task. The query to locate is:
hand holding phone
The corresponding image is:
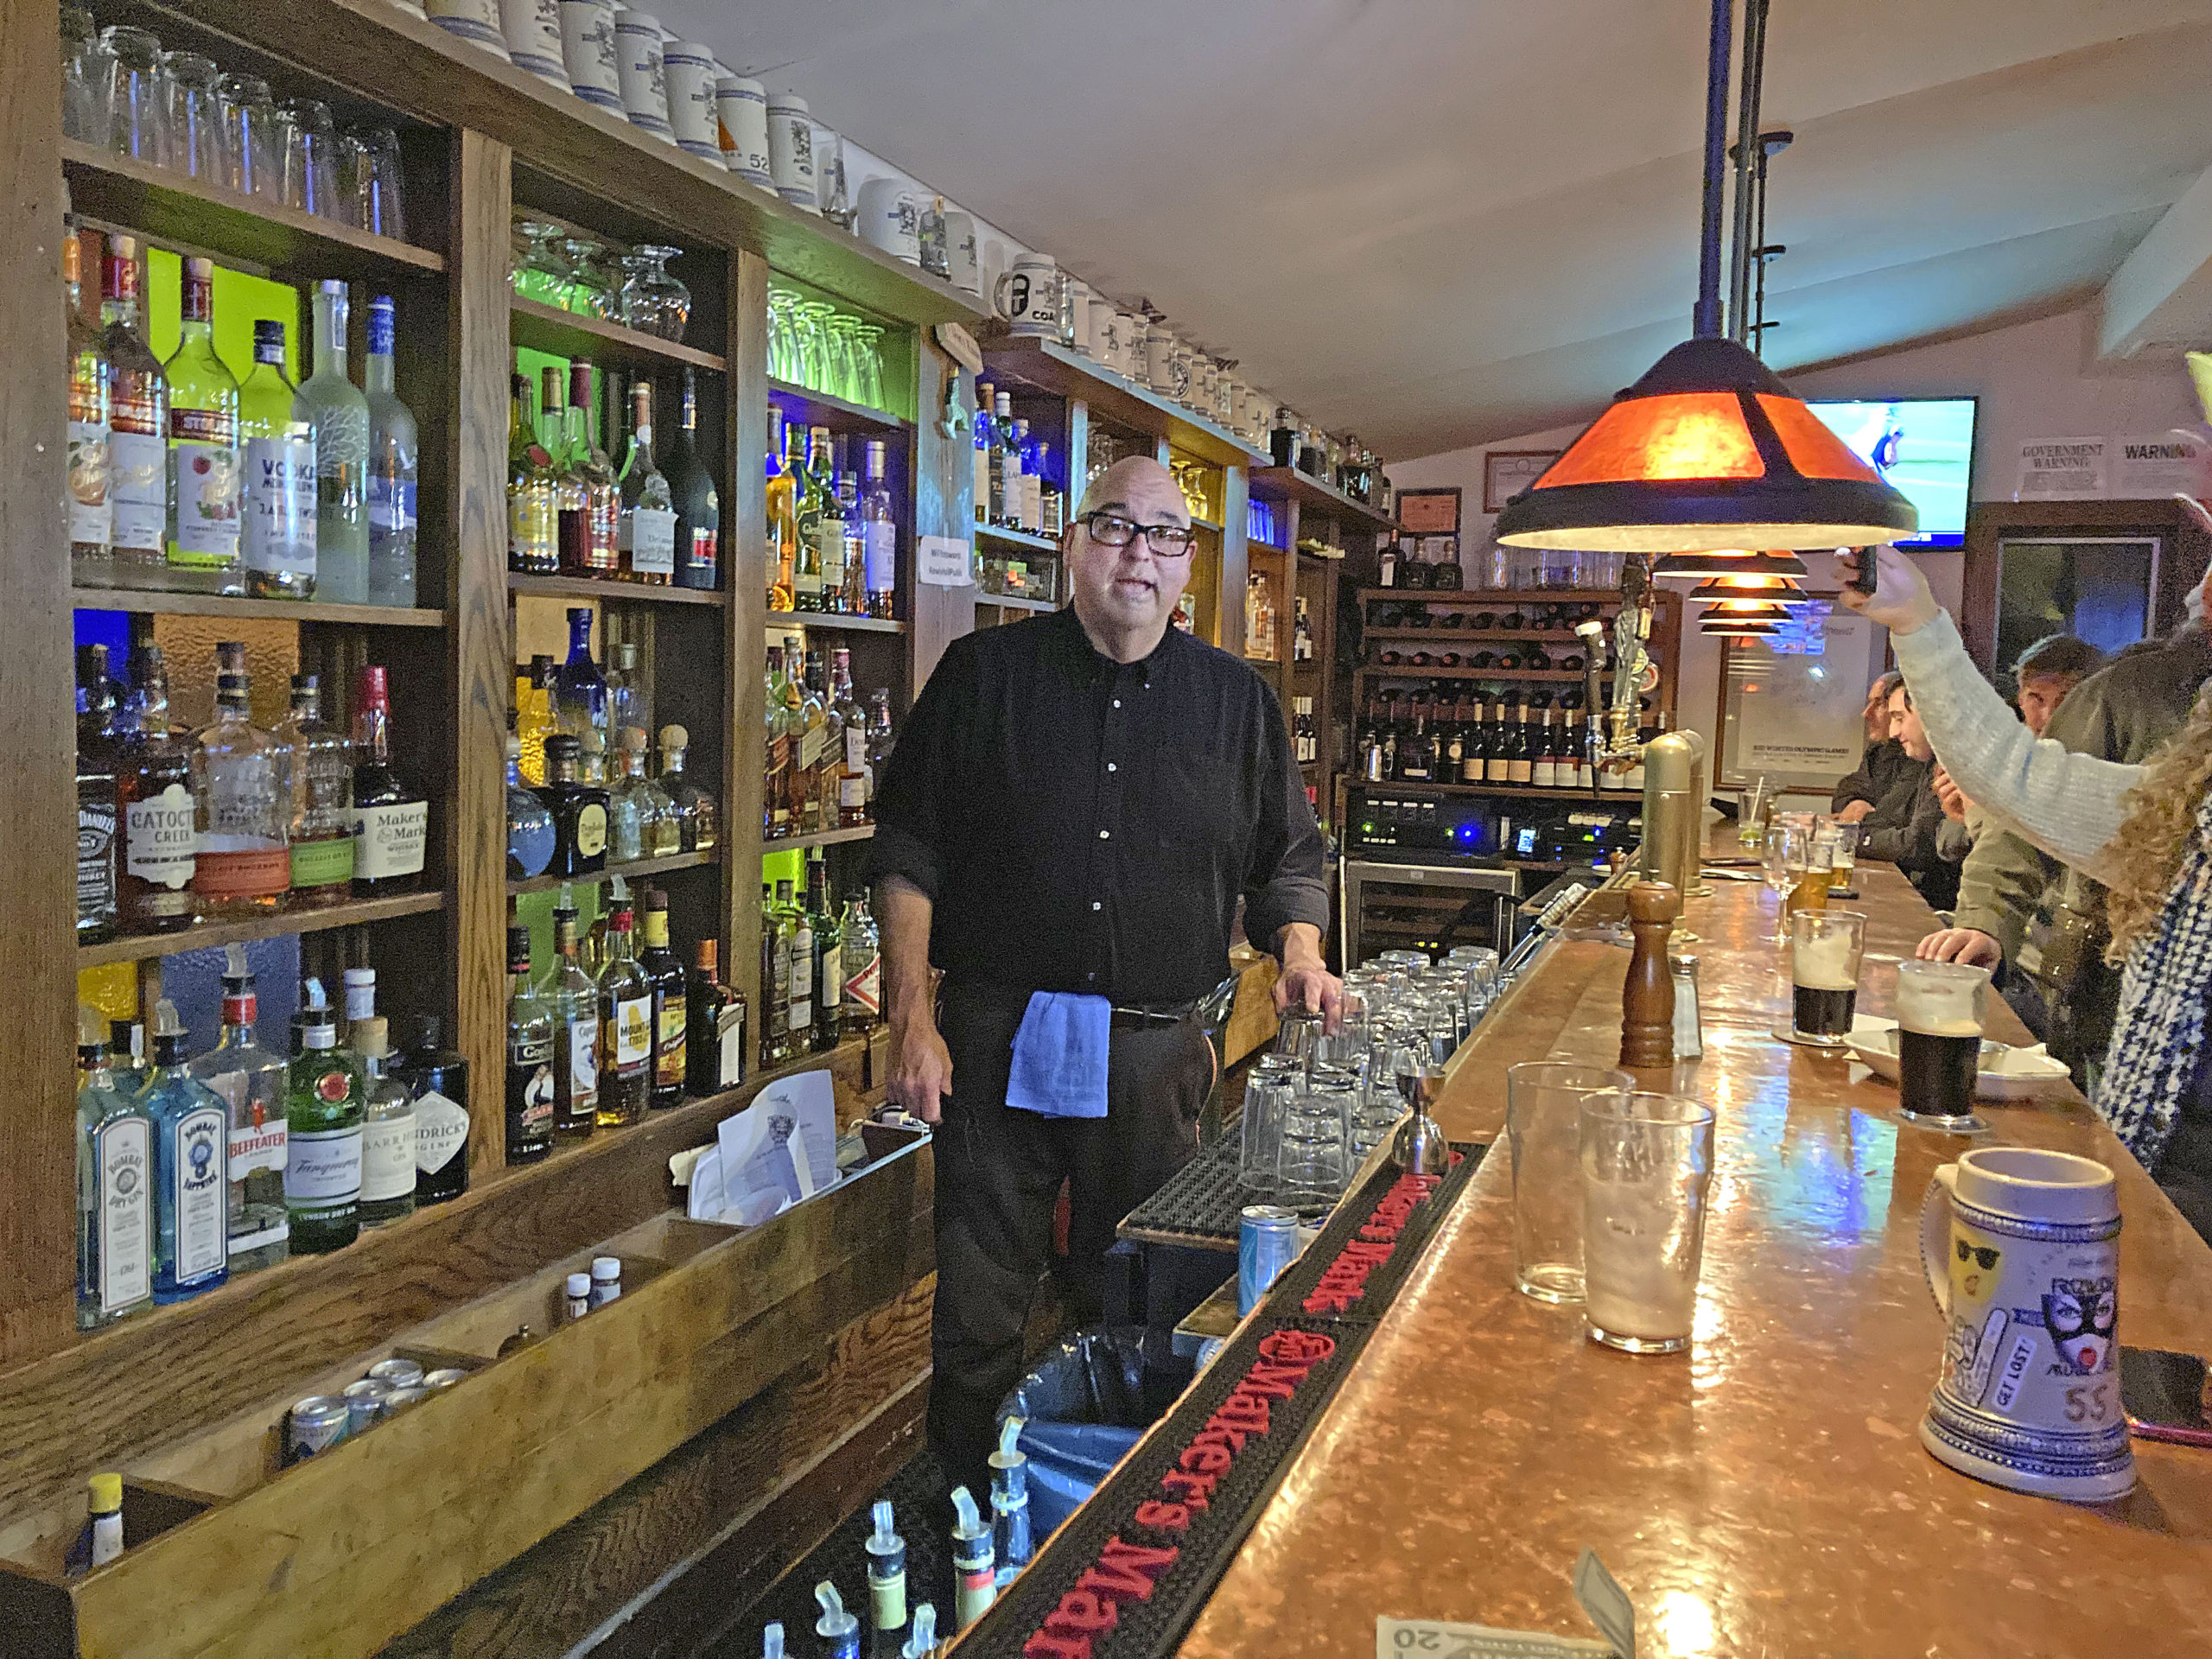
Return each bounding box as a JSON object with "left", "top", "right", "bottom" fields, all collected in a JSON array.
[{"left": 2120, "top": 1345, "right": 2212, "bottom": 1446}]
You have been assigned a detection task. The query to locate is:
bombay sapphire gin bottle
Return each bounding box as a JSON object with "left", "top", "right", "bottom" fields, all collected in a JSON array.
[
  {"left": 77, "top": 1006, "right": 153, "bottom": 1330},
  {"left": 141, "top": 998, "right": 230, "bottom": 1304}
]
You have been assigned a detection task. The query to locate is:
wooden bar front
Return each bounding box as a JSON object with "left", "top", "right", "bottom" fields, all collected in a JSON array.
[{"left": 1176, "top": 861, "right": 2212, "bottom": 1658}]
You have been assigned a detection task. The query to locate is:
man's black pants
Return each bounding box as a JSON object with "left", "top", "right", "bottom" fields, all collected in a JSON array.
[{"left": 926, "top": 981, "right": 1215, "bottom": 1497}]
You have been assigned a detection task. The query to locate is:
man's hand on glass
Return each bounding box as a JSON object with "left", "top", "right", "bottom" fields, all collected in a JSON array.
[
  {"left": 1273, "top": 923, "right": 1344, "bottom": 1031},
  {"left": 1834, "top": 799, "right": 1875, "bottom": 824},
  {"left": 1917, "top": 927, "right": 2002, "bottom": 969}
]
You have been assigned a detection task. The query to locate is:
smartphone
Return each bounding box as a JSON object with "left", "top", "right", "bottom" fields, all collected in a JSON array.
[
  {"left": 2120, "top": 1345, "right": 2212, "bottom": 1446},
  {"left": 1848, "top": 545, "right": 1880, "bottom": 595}
]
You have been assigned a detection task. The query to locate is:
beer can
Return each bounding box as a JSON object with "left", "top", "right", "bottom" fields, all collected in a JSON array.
[
  {"left": 285, "top": 1396, "right": 350, "bottom": 1465},
  {"left": 382, "top": 1386, "right": 431, "bottom": 1414},
  {"left": 366, "top": 1357, "right": 424, "bottom": 1390},
  {"left": 341, "top": 1377, "right": 391, "bottom": 1435},
  {"left": 1239, "top": 1205, "right": 1300, "bottom": 1315},
  {"left": 421, "top": 1369, "right": 468, "bottom": 1391}
]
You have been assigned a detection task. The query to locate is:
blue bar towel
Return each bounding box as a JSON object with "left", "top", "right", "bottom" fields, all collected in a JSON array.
[{"left": 1005, "top": 991, "right": 1112, "bottom": 1119}]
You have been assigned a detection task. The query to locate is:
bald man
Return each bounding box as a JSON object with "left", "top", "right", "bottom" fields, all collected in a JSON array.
[{"left": 869, "top": 454, "right": 1337, "bottom": 1495}]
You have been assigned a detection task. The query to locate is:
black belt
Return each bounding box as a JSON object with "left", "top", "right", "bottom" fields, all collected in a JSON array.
[{"left": 1108, "top": 1001, "right": 1198, "bottom": 1030}]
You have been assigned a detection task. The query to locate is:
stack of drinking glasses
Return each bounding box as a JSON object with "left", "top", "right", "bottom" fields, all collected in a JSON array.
[
  {"left": 60, "top": 10, "right": 409, "bottom": 238},
  {"left": 509, "top": 214, "right": 692, "bottom": 343},
  {"left": 766, "top": 284, "right": 892, "bottom": 412}
]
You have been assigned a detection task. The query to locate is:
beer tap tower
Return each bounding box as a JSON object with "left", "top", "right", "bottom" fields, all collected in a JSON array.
[{"left": 1574, "top": 556, "right": 1658, "bottom": 783}]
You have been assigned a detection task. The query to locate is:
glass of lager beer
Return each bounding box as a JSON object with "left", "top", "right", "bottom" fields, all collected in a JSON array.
[
  {"left": 1895, "top": 960, "right": 1991, "bottom": 1128},
  {"left": 1825, "top": 820, "right": 1862, "bottom": 899},
  {"left": 1790, "top": 909, "right": 1866, "bottom": 1046}
]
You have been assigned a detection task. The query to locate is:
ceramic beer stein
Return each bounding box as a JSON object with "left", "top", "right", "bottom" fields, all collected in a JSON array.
[
  {"left": 1916, "top": 1146, "right": 2133, "bottom": 1501},
  {"left": 994, "top": 253, "right": 1060, "bottom": 338}
]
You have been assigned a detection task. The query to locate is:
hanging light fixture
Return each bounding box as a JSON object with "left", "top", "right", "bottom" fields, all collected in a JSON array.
[
  {"left": 1698, "top": 600, "right": 1794, "bottom": 624},
  {"left": 1700, "top": 618, "right": 1781, "bottom": 636},
  {"left": 1493, "top": 0, "right": 1917, "bottom": 554},
  {"left": 1652, "top": 550, "right": 1808, "bottom": 581},
  {"left": 1687, "top": 575, "right": 1811, "bottom": 605}
]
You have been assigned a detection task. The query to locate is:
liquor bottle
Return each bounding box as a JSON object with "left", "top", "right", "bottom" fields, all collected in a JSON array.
[
  {"left": 1009, "top": 419, "right": 1033, "bottom": 531},
  {"left": 108, "top": 1012, "right": 148, "bottom": 1098},
  {"left": 813, "top": 655, "right": 846, "bottom": 831},
  {"left": 807, "top": 856, "right": 843, "bottom": 1052},
  {"left": 548, "top": 901, "right": 600, "bottom": 1141},
  {"left": 190, "top": 643, "right": 290, "bottom": 917},
  {"left": 352, "top": 666, "right": 428, "bottom": 895},
  {"left": 353, "top": 1015, "right": 417, "bottom": 1225},
  {"left": 841, "top": 893, "right": 880, "bottom": 1034},
  {"left": 296, "top": 281, "right": 371, "bottom": 603},
  {"left": 595, "top": 905, "right": 652, "bottom": 1127},
  {"left": 507, "top": 371, "right": 557, "bottom": 575},
  {"left": 785, "top": 877, "right": 815, "bottom": 1057},
  {"left": 397, "top": 1018, "right": 471, "bottom": 1205},
  {"left": 76, "top": 1007, "right": 153, "bottom": 1330},
  {"left": 1031, "top": 442, "right": 1055, "bottom": 541},
  {"left": 505, "top": 925, "right": 556, "bottom": 1163},
  {"left": 1472, "top": 702, "right": 1499, "bottom": 785},
  {"left": 766, "top": 404, "right": 798, "bottom": 610},
  {"left": 189, "top": 944, "right": 289, "bottom": 1271},
  {"left": 640, "top": 888, "right": 687, "bottom": 1109},
  {"left": 540, "top": 734, "right": 610, "bottom": 876},
  {"left": 273, "top": 673, "right": 354, "bottom": 906},
  {"left": 765, "top": 645, "right": 793, "bottom": 840},
  {"left": 617, "top": 381, "right": 677, "bottom": 584},
  {"left": 668, "top": 368, "right": 721, "bottom": 589},
  {"left": 833, "top": 435, "right": 866, "bottom": 614},
  {"left": 1399, "top": 703, "right": 1431, "bottom": 782},
  {"left": 283, "top": 977, "right": 363, "bottom": 1255},
  {"left": 607, "top": 730, "right": 647, "bottom": 863},
  {"left": 626, "top": 728, "right": 683, "bottom": 857},
  {"left": 861, "top": 438, "right": 898, "bottom": 620},
  {"left": 972, "top": 379, "right": 995, "bottom": 525},
  {"left": 792, "top": 423, "right": 832, "bottom": 611},
  {"left": 115, "top": 646, "right": 197, "bottom": 933},
  {"left": 686, "top": 939, "right": 745, "bottom": 1095},
  {"left": 831, "top": 650, "right": 869, "bottom": 827},
  {"left": 567, "top": 360, "right": 621, "bottom": 576},
  {"left": 607, "top": 641, "right": 651, "bottom": 749},
  {"left": 99, "top": 234, "right": 168, "bottom": 590},
  {"left": 1292, "top": 596, "right": 1313, "bottom": 664},
  {"left": 866, "top": 690, "right": 895, "bottom": 811},
  {"left": 761, "top": 881, "right": 792, "bottom": 1067},
  {"left": 543, "top": 363, "right": 588, "bottom": 576},
  {"left": 66, "top": 221, "right": 115, "bottom": 589},
  {"left": 506, "top": 733, "right": 556, "bottom": 879},
  {"left": 1531, "top": 710, "right": 1557, "bottom": 789},
  {"left": 76, "top": 645, "right": 121, "bottom": 944},
  {"left": 816, "top": 429, "right": 850, "bottom": 613},
  {"left": 505, "top": 656, "right": 552, "bottom": 791},
  {"left": 557, "top": 607, "right": 610, "bottom": 785},
  {"left": 787, "top": 662, "right": 825, "bottom": 836},
  {"left": 1508, "top": 703, "right": 1535, "bottom": 786},
  {"left": 364, "top": 296, "right": 418, "bottom": 607},
  {"left": 238, "top": 319, "right": 316, "bottom": 599},
  {"left": 658, "top": 723, "right": 718, "bottom": 851},
  {"left": 989, "top": 392, "right": 1017, "bottom": 527}
]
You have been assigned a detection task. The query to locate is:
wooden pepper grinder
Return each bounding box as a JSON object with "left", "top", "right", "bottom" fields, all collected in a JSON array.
[{"left": 1620, "top": 880, "right": 1681, "bottom": 1068}]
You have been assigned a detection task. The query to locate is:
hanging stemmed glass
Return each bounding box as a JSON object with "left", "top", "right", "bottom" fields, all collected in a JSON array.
[{"left": 557, "top": 236, "right": 612, "bottom": 318}]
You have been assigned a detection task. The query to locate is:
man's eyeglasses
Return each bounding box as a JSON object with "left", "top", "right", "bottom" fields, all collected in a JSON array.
[{"left": 1081, "top": 512, "right": 1195, "bottom": 556}]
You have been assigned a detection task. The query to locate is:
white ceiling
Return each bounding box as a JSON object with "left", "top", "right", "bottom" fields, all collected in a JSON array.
[{"left": 648, "top": 0, "right": 2212, "bottom": 459}]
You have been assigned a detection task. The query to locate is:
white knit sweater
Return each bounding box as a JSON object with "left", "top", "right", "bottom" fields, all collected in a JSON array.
[{"left": 1888, "top": 611, "right": 2139, "bottom": 889}]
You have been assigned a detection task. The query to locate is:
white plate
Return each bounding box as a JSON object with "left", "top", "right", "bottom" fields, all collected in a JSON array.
[{"left": 1842, "top": 1020, "right": 2075, "bottom": 1101}]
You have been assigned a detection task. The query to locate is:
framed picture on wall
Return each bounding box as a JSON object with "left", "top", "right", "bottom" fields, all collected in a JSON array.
[
  {"left": 1714, "top": 601, "right": 1888, "bottom": 793},
  {"left": 1483, "top": 450, "right": 1560, "bottom": 512},
  {"left": 1396, "top": 486, "right": 1461, "bottom": 536}
]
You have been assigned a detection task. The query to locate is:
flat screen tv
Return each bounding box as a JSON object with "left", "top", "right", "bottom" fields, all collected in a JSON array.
[{"left": 1804, "top": 397, "right": 1977, "bottom": 549}]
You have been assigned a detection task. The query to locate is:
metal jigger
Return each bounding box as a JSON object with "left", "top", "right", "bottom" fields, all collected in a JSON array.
[{"left": 1394, "top": 1063, "right": 1450, "bottom": 1176}]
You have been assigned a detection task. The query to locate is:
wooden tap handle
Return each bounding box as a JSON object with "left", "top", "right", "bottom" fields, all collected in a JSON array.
[{"left": 1620, "top": 880, "right": 1681, "bottom": 1068}]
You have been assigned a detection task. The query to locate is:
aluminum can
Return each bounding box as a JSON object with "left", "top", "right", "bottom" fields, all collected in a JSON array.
[
  {"left": 366, "top": 1357, "right": 424, "bottom": 1389},
  {"left": 1239, "top": 1204, "right": 1300, "bottom": 1315},
  {"left": 422, "top": 1368, "right": 469, "bottom": 1391},
  {"left": 383, "top": 1385, "right": 431, "bottom": 1414},
  {"left": 285, "top": 1396, "right": 350, "bottom": 1465},
  {"left": 341, "top": 1377, "right": 391, "bottom": 1435}
]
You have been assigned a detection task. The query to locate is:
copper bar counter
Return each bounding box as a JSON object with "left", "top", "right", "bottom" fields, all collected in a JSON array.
[{"left": 1175, "top": 861, "right": 2212, "bottom": 1658}]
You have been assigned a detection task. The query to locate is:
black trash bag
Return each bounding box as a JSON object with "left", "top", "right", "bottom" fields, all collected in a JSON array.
[{"left": 998, "top": 1325, "right": 1164, "bottom": 1536}]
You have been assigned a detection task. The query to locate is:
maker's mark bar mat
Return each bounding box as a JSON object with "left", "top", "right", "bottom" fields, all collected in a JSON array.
[{"left": 961, "top": 1147, "right": 1483, "bottom": 1659}]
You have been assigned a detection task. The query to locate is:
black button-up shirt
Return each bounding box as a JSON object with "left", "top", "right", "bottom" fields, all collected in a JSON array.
[{"left": 869, "top": 606, "right": 1330, "bottom": 1006}]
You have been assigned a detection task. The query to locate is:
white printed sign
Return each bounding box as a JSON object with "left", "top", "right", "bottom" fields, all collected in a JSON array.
[
  {"left": 918, "top": 534, "right": 973, "bottom": 588},
  {"left": 2115, "top": 432, "right": 2211, "bottom": 496},
  {"left": 2015, "top": 437, "right": 2107, "bottom": 499}
]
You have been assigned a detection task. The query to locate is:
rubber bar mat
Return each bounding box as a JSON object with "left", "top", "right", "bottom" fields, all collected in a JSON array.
[
  {"left": 948, "top": 1315, "right": 1368, "bottom": 1659},
  {"left": 1116, "top": 1131, "right": 1247, "bottom": 1249},
  {"left": 1259, "top": 1140, "right": 1485, "bottom": 1323}
]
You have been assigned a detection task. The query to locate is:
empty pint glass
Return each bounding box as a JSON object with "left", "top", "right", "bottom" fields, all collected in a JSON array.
[
  {"left": 1580, "top": 1092, "right": 1716, "bottom": 1354},
  {"left": 1507, "top": 1062, "right": 1631, "bottom": 1303},
  {"left": 1896, "top": 960, "right": 1989, "bottom": 1126},
  {"left": 1789, "top": 909, "right": 1866, "bottom": 1046}
]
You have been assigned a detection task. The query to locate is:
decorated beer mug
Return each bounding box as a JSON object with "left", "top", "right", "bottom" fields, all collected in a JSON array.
[
  {"left": 994, "top": 252, "right": 1060, "bottom": 338},
  {"left": 1916, "top": 1146, "right": 2133, "bottom": 1501}
]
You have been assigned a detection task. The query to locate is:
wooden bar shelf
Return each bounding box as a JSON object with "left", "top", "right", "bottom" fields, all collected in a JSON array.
[
  {"left": 507, "top": 849, "right": 716, "bottom": 896},
  {"left": 507, "top": 573, "right": 728, "bottom": 607},
  {"left": 761, "top": 613, "right": 908, "bottom": 634},
  {"left": 976, "top": 523, "right": 1058, "bottom": 554},
  {"left": 509, "top": 296, "right": 727, "bottom": 375},
  {"left": 766, "top": 378, "right": 910, "bottom": 434},
  {"left": 60, "top": 140, "right": 448, "bottom": 282},
  {"left": 77, "top": 891, "right": 449, "bottom": 968},
  {"left": 70, "top": 588, "right": 447, "bottom": 626},
  {"left": 981, "top": 336, "right": 1266, "bottom": 470},
  {"left": 1353, "top": 779, "right": 1629, "bottom": 803},
  {"left": 775, "top": 824, "right": 874, "bottom": 852},
  {"left": 976, "top": 592, "right": 1056, "bottom": 612},
  {"left": 1360, "top": 627, "right": 1588, "bottom": 643},
  {"left": 1249, "top": 466, "right": 1395, "bottom": 530}
]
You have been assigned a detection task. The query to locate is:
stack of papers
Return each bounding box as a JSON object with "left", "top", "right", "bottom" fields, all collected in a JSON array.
[{"left": 682, "top": 1070, "right": 841, "bottom": 1228}]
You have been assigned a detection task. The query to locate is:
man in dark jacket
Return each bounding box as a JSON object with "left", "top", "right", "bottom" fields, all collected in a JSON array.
[
  {"left": 1859, "top": 680, "right": 1956, "bottom": 909},
  {"left": 1831, "top": 671, "right": 1910, "bottom": 822}
]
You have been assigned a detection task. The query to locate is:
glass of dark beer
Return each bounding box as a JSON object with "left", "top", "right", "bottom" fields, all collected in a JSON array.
[
  {"left": 1895, "top": 960, "right": 1990, "bottom": 1128},
  {"left": 1789, "top": 909, "right": 1866, "bottom": 1046}
]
